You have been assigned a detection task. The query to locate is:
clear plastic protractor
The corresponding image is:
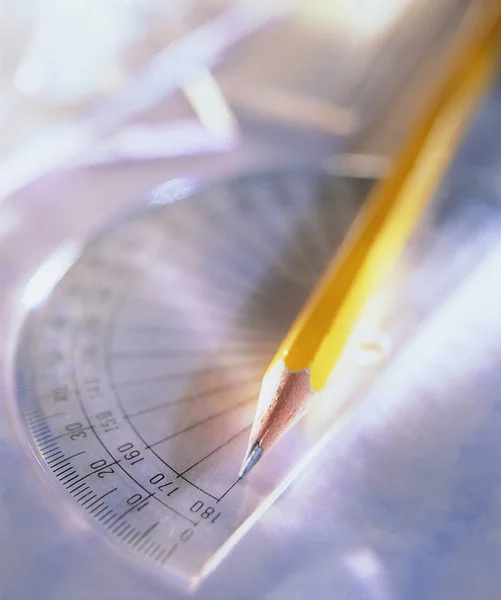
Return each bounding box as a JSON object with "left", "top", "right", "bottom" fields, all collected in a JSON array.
[{"left": 15, "top": 169, "right": 374, "bottom": 587}]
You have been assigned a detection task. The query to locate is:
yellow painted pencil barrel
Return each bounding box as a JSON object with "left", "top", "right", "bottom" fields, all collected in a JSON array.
[
  {"left": 241, "top": 7, "right": 501, "bottom": 475},
  {"left": 270, "top": 9, "right": 501, "bottom": 392}
]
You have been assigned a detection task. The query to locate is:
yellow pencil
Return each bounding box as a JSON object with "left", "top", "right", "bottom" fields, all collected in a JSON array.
[{"left": 240, "top": 8, "right": 501, "bottom": 476}]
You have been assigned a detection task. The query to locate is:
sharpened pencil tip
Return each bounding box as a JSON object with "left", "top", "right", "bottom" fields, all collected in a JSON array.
[{"left": 239, "top": 441, "right": 263, "bottom": 477}]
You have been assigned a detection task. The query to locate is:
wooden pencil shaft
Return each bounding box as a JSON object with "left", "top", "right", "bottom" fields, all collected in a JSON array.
[{"left": 269, "top": 12, "right": 501, "bottom": 392}]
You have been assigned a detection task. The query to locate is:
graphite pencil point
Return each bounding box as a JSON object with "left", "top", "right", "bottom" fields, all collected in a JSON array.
[{"left": 239, "top": 442, "right": 263, "bottom": 477}]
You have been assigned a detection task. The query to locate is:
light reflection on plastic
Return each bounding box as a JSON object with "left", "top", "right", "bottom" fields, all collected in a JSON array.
[
  {"left": 183, "top": 68, "right": 239, "bottom": 144},
  {"left": 345, "top": 548, "right": 382, "bottom": 579},
  {"left": 0, "top": 209, "right": 20, "bottom": 237},
  {"left": 344, "top": 548, "right": 388, "bottom": 600},
  {"left": 149, "top": 177, "right": 198, "bottom": 206},
  {"left": 349, "top": 329, "right": 393, "bottom": 367},
  {"left": 22, "top": 244, "right": 78, "bottom": 310},
  {"left": 301, "top": 0, "right": 409, "bottom": 40}
]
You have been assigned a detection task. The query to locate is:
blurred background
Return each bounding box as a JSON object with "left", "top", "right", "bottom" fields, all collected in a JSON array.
[
  {"left": 1, "top": 2, "right": 501, "bottom": 599},
  {"left": 0, "top": 0, "right": 497, "bottom": 200}
]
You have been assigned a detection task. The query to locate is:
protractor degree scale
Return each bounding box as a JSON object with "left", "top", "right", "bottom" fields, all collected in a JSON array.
[{"left": 12, "top": 169, "right": 375, "bottom": 585}]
